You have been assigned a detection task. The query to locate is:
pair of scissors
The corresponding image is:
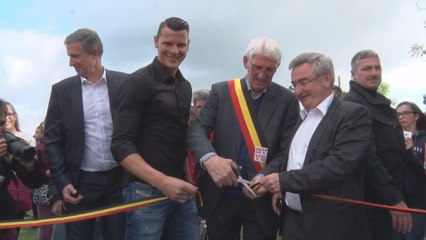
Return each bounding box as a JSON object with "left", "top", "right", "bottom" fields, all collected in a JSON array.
[{"left": 236, "top": 175, "right": 257, "bottom": 197}]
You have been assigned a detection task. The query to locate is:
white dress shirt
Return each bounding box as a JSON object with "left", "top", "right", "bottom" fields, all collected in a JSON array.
[
  {"left": 285, "top": 93, "right": 334, "bottom": 211},
  {"left": 80, "top": 70, "right": 118, "bottom": 171}
]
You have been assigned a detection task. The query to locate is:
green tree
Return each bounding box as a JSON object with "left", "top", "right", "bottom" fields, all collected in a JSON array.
[{"left": 378, "top": 82, "right": 390, "bottom": 96}]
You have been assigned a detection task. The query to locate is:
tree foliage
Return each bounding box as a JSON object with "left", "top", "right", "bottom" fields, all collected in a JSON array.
[
  {"left": 378, "top": 82, "right": 390, "bottom": 96},
  {"left": 410, "top": 43, "right": 426, "bottom": 57}
]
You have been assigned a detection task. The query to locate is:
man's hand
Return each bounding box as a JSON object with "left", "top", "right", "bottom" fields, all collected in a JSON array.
[
  {"left": 259, "top": 173, "right": 281, "bottom": 194},
  {"left": 51, "top": 199, "right": 64, "bottom": 216},
  {"left": 155, "top": 176, "right": 198, "bottom": 203},
  {"left": 272, "top": 192, "right": 282, "bottom": 215},
  {"left": 389, "top": 201, "right": 412, "bottom": 233},
  {"left": 203, "top": 155, "right": 239, "bottom": 188},
  {"left": 242, "top": 174, "right": 266, "bottom": 199},
  {"left": 62, "top": 184, "right": 83, "bottom": 205}
]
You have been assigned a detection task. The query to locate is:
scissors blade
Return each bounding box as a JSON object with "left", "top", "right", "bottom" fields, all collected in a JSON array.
[
  {"left": 237, "top": 176, "right": 254, "bottom": 185},
  {"left": 237, "top": 176, "right": 256, "bottom": 196},
  {"left": 242, "top": 182, "right": 257, "bottom": 197}
]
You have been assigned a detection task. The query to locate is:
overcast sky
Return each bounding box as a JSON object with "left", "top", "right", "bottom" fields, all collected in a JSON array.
[{"left": 1, "top": 0, "right": 425, "bottom": 135}]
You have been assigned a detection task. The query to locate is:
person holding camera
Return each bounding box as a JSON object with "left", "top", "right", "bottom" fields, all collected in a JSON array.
[
  {"left": 4, "top": 101, "right": 38, "bottom": 234},
  {"left": 0, "top": 98, "right": 46, "bottom": 240}
]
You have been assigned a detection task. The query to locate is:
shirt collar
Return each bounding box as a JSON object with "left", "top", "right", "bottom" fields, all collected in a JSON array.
[
  {"left": 299, "top": 93, "right": 334, "bottom": 119},
  {"left": 244, "top": 77, "right": 267, "bottom": 99},
  {"left": 152, "top": 57, "right": 185, "bottom": 84},
  {"left": 80, "top": 68, "right": 107, "bottom": 85}
]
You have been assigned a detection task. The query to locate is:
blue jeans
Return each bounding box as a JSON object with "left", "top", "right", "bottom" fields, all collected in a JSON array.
[
  {"left": 404, "top": 213, "right": 426, "bottom": 240},
  {"left": 123, "top": 181, "right": 200, "bottom": 240}
]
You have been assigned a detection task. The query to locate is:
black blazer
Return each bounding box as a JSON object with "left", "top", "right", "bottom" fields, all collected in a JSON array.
[
  {"left": 278, "top": 97, "right": 371, "bottom": 240},
  {"left": 45, "top": 70, "right": 127, "bottom": 192},
  {"left": 187, "top": 78, "right": 299, "bottom": 236}
]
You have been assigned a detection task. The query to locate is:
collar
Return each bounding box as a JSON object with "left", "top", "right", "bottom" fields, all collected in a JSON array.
[
  {"left": 152, "top": 57, "right": 185, "bottom": 85},
  {"left": 80, "top": 68, "right": 107, "bottom": 85},
  {"left": 349, "top": 80, "right": 390, "bottom": 106},
  {"left": 244, "top": 77, "right": 268, "bottom": 99},
  {"left": 299, "top": 93, "right": 334, "bottom": 119}
]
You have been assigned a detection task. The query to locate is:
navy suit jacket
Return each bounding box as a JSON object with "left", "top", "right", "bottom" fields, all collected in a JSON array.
[
  {"left": 45, "top": 70, "right": 127, "bottom": 192},
  {"left": 275, "top": 97, "right": 371, "bottom": 240},
  {"left": 187, "top": 78, "right": 299, "bottom": 236}
]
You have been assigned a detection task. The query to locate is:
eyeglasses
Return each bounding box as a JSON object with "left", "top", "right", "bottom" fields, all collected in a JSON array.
[
  {"left": 6, "top": 112, "right": 14, "bottom": 117},
  {"left": 290, "top": 74, "right": 323, "bottom": 91},
  {"left": 249, "top": 61, "right": 277, "bottom": 76},
  {"left": 396, "top": 111, "right": 414, "bottom": 118}
]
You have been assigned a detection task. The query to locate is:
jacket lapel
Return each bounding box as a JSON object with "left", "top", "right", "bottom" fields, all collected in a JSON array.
[
  {"left": 70, "top": 77, "right": 85, "bottom": 138},
  {"left": 257, "top": 85, "right": 277, "bottom": 129},
  {"left": 303, "top": 97, "right": 339, "bottom": 166}
]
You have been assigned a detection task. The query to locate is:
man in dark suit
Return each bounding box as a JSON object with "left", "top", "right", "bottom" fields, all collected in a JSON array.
[
  {"left": 44, "top": 28, "right": 127, "bottom": 240},
  {"left": 260, "top": 52, "right": 371, "bottom": 240},
  {"left": 187, "top": 37, "right": 299, "bottom": 240}
]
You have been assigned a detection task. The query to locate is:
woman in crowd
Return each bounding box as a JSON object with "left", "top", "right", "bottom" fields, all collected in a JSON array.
[
  {"left": 4, "top": 101, "right": 36, "bottom": 235},
  {"left": 5, "top": 102, "right": 35, "bottom": 146},
  {"left": 0, "top": 99, "right": 46, "bottom": 240},
  {"left": 396, "top": 101, "right": 426, "bottom": 240}
]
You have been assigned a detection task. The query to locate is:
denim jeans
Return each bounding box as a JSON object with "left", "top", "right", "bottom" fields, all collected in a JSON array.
[{"left": 123, "top": 181, "right": 200, "bottom": 240}]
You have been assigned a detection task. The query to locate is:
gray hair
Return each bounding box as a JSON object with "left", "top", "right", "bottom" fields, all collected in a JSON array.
[
  {"left": 289, "top": 52, "right": 335, "bottom": 85},
  {"left": 244, "top": 37, "right": 281, "bottom": 66},
  {"left": 64, "top": 28, "right": 104, "bottom": 56},
  {"left": 351, "top": 49, "right": 380, "bottom": 71},
  {"left": 192, "top": 89, "right": 210, "bottom": 106}
]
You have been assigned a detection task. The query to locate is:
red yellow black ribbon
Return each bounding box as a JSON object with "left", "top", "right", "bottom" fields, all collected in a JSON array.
[
  {"left": 228, "top": 79, "right": 266, "bottom": 172},
  {"left": 0, "top": 196, "right": 168, "bottom": 229}
]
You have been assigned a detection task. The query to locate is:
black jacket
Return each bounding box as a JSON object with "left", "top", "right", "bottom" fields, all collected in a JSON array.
[
  {"left": 344, "top": 80, "right": 405, "bottom": 204},
  {"left": 404, "top": 131, "right": 426, "bottom": 209}
]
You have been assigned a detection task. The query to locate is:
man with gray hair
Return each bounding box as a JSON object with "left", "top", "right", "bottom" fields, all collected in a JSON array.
[
  {"left": 45, "top": 28, "right": 127, "bottom": 240},
  {"left": 260, "top": 52, "right": 372, "bottom": 240},
  {"left": 344, "top": 49, "right": 412, "bottom": 240},
  {"left": 187, "top": 37, "right": 298, "bottom": 239},
  {"left": 193, "top": 89, "right": 210, "bottom": 110}
]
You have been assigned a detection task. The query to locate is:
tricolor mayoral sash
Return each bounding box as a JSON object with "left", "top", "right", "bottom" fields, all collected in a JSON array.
[{"left": 228, "top": 79, "right": 268, "bottom": 173}]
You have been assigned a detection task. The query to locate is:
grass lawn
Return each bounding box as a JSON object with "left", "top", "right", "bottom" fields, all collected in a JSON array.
[{"left": 18, "top": 210, "right": 38, "bottom": 240}]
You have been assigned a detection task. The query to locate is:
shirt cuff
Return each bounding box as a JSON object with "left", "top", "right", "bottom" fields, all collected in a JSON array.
[{"left": 199, "top": 152, "right": 217, "bottom": 169}]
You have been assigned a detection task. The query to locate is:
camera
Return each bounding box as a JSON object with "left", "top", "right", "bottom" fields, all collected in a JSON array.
[{"left": 3, "top": 132, "right": 36, "bottom": 160}]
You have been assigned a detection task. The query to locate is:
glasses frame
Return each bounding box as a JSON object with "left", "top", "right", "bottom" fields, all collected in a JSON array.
[
  {"left": 249, "top": 61, "right": 277, "bottom": 76},
  {"left": 290, "top": 74, "right": 324, "bottom": 91},
  {"left": 396, "top": 111, "right": 414, "bottom": 118}
]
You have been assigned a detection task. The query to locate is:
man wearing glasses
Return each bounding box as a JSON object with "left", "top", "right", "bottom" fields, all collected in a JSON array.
[
  {"left": 187, "top": 37, "right": 298, "bottom": 240},
  {"left": 344, "top": 49, "right": 412, "bottom": 240},
  {"left": 260, "top": 52, "right": 372, "bottom": 240}
]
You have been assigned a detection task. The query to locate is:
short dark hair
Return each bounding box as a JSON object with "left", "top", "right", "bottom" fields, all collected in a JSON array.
[
  {"left": 157, "top": 17, "right": 190, "bottom": 37},
  {"left": 64, "top": 28, "right": 104, "bottom": 56}
]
